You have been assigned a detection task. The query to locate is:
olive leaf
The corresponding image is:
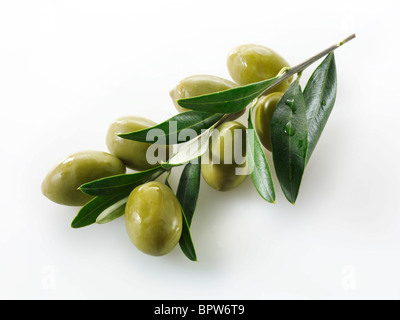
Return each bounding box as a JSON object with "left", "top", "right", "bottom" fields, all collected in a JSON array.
[
  {"left": 179, "top": 207, "right": 197, "bottom": 261},
  {"left": 118, "top": 111, "right": 223, "bottom": 145},
  {"left": 270, "top": 78, "right": 308, "bottom": 204},
  {"left": 71, "top": 191, "right": 131, "bottom": 228},
  {"left": 303, "top": 52, "right": 337, "bottom": 163},
  {"left": 177, "top": 76, "right": 279, "bottom": 114},
  {"left": 164, "top": 164, "right": 199, "bottom": 261},
  {"left": 247, "top": 103, "right": 276, "bottom": 203},
  {"left": 176, "top": 162, "right": 201, "bottom": 227},
  {"left": 79, "top": 166, "right": 164, "bottom": 196},
  {"left": 96, "top": 196, "right": 127, "bottom": 224},
  {"left": 176, "top": 162, "right": 201, "bottom": 261},
  {"left": 161, "top": 124, "right": 214, "bottom": 170},
  {"left": 160, "top": 109, "right": 249, "bottom": 170}
]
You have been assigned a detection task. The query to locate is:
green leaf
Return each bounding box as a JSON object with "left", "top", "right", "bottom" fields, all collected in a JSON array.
[
  {"left": 176, "top": 162, "right": 201, "bottom": 226},
  {"left": 179, "top": 206, "right": 197, "bottom": 261},
  {"left": 96, "top": 196, "right": 127, "bottom": 224},
  {"left": 303, "top": 52, "right": 337, "bottom": 163},
  {"left": 118, "top": 111, "right": 223, "bottom": 144},
  {"left": 71, "top": 191, "right": 131, "bottom": 228},
  {"left": 163, "top": 164, "right": 199, "bottom": 261},
  {"left": 79, "top": 166, "right": 163, "bottom": 196},
  {"left": 247, "top": 105, "right": 276, "bottom": 203},
  {"left": 177, "top": 76, "right": 279, "bottom": 114},
  {"left": 162, "top": 125, "right": 214, "bottom": 169},
  {"left": 177, "top": 162, "right": 201, "bottom": 261},
  {"left": 270, "top": 79, "right": 308, "bottom": 204}
]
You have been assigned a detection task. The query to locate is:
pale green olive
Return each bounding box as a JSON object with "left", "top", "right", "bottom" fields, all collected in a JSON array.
[
  {"left": 106, "top": 116, "right": 168, "bottom": 171},
  {"left": 201, "top": 121, "right": 248, "bottom": 191},
  {"left": 227, "top": 44, "right": 292, "bottom": 93},
  {"left": 254, "top": 92, "right": 284, "bottom": 151},
  {"left": 42, "top": 151, "right": 126, "bottom": 206},
  {"left": 169, "top": 74, "right": 237, "bottom": 112},
  {"left": 125, "top": 181, "right": 182, "bottom": 256}
]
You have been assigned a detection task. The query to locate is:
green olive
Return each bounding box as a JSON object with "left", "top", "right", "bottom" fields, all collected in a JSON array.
[
  {"left": 42, "top": 151, "right": 126, "bottom": 206},
  {"left": 254, "top": 92, "right": 284, "bottom": 151},
  {"left": 201, "top": 121, "right": 248, "bottom": 191},
  {"left": 169, "top": 75, "right": 237, "bottom": 112},
  {"left": 106, "top": 116, "right": 168, "bottom": 171},
  {"left": 227, "top": 44, "right": 292, "bottom": 92},
  {"left": 125, "top": 181, "right": 182, "bottom": 256}
]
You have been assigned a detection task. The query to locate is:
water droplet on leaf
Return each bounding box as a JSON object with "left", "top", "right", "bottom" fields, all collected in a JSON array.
[
  {"left": 284, "top": 122, "right": 295, "bottom": 136},
  {"left": 285, "top": 98, "right": 294, "bottom": 106},
  {"left": 285, "top": 98, "right": 296, "bottom": 112}
]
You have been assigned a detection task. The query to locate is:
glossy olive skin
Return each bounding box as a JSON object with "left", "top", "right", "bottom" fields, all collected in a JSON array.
[
  {"left": 227, "top": 44, "right": 291, "bottom": 93},
  {"left": 201, "top": 121, "right": 248, "bottom": 191},
  {"left": 170, "top": 75, "right": 237, "bottom": 112},
  {"left": 42, "top": 151, "right": 126, "bottom": 206},
  {"left": 106, "top": 116, "right": 168, "bottom": 171},
  {"left": 254, "top": 92, "right": 284, "bottom": 151},
  {"left": 125, "top": 181, "right": 182, "bottom": 256}
]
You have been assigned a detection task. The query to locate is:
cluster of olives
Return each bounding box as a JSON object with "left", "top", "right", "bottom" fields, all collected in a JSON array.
[{"left": 42, "top": 44, "right": 291, "bottom": 257}]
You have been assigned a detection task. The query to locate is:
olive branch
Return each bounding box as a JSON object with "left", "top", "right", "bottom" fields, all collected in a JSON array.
[{"left": 44, "top": 34, "right": 356, "bottom": 261}]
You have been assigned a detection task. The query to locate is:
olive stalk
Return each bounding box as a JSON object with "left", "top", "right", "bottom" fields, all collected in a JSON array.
[{"left": 261, "top": 33, "right": 356, "bottom": 96}]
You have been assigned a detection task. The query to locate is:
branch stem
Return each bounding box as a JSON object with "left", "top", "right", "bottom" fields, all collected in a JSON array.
[{"left": 261, "top": 33, "right": 356, "bottom": 95}]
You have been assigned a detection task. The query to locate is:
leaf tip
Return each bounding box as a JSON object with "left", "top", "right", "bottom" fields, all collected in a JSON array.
[
  {"left": 117, "top": 132, "right": 136, "bottom": 140},
  {"left": 77, "top": 185, "right": 91, "bottom": 196}
]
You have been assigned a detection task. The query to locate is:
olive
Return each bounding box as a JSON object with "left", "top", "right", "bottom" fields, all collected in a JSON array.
[
  {"left": 227, "top": 44, "right": 291, "bottom": 93},
  {"left": 169, "top": 75, "right": 237, "bottom": 112},
  {"left": 42, "top": 151, "right": 126, "bottom": 206},
  {"left": 106, "top": 116, "right": 168, "bottom": 171},
  {"left": 254, "top": 92, "right": 284, "bottom": 151},
  {"left": 201, "top": 121, "right": 248, "bottom": 191},
  {"left": 125, "top": 181, "right": 182, "bottom": 256}
]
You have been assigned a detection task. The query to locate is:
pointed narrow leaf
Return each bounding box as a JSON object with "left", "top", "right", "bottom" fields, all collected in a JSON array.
[
  {"left": 96, "top": 196, "right": 127, "bottom": 224},
  {"left": 176, "top": 162, "right": 201, "bottom": 261},
  {"left": 71, "top": 191, "right": 131, "bottom": 228},
  {"left": 303, "top": 52, "right": 337, "bottom": 162},
  {"left": 176, "top": 162, "right": 201, "bottom": 226},
  {"left": 271, "top": 79, "right": 308, "bottom": 204},
  {"left": 79, "top": 166, "right": 163, "bottom": 196},
  {"left": 118, "top": 111, "right": 223, "bottom": 144},
  {"left": 163, "top": 164, "right": 199, "bottom": 261},
  {"left": 179, "top": 206, "right": 197, "bottom": 261},
  {"left": 177, "top": 76, "right": 279, "bottom": 114},
  {"left": 247, "top": 107, "right": 275, "bottom": 203},
  {"left": 162, "top": 125, "right": 213, "bottom": 169}
]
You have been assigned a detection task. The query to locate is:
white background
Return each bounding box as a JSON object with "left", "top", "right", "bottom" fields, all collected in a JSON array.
[{"left": 1, "top": 0, "right": 399, "bottom": 300}]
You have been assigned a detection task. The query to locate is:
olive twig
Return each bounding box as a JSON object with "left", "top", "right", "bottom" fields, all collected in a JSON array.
[{"left": 260, "top": 33, "right": 356, "bottom": 96}]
